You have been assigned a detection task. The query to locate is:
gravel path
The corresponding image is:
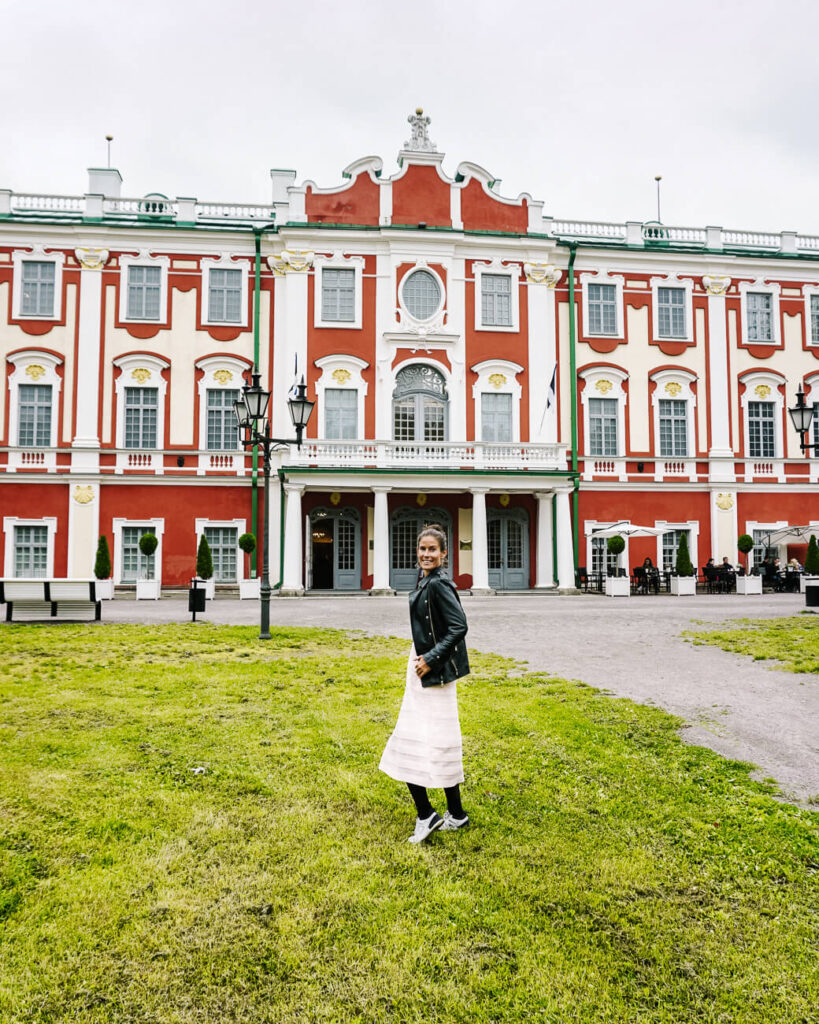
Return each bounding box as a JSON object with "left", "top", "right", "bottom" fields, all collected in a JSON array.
[{"left": 103, "top": 591, "right": 818, "bottom": 806}]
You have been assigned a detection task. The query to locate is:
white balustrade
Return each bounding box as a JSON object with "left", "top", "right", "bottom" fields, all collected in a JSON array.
[
  {"left": 12, "top": 193, "right": 83, "bottom": 213},
  {"left": 289, "top": 439, "right": 567, "bottom": 471},
  {"left": 722, "top": 230, "right": 780, "bottom": 248}
]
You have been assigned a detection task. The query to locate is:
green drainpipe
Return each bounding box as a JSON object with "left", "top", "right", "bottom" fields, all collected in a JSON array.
[{"left": 567, "top": 244, "right": 580, "bottom": 577}]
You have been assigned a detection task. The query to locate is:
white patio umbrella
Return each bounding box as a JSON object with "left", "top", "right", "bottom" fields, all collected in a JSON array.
[
  {"left": 590, "top": 521, "right": 666, "bottom": 538},
  {"left": 762, "top": 525, "right": 817, "bottom": 547}
]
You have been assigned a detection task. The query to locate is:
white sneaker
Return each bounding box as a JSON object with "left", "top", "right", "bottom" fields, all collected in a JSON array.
[
  {"left": 407, "top": 812, "right": 443, "bottom": 843},
  {"left": 440, "top": 811, "right": 469, "bottom": 831}
]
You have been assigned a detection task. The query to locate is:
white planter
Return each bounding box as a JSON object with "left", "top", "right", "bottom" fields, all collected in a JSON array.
[
  {"left": 136, "top": 579, "right": 161, "bottom": 600},
  {"left": 194, "top": 577, "right": 215, "bottom": 600},
  {"left": 735, "top": 575, "right": 762, "bottom": 595},
  {"left": 800, "top": 574, "right": 819, "bottom": 594},
  {"left": 670, "top": 575, "right": 696, "bottom": 596},
  {"left": 604, "top": 575, "right": 631, "bottom": 597},
  {"left": 239, "top": 578, "right": 261, "bottom": 600},
  {"left": 94, "top": 579, "right": 114, "bottom": 600}
]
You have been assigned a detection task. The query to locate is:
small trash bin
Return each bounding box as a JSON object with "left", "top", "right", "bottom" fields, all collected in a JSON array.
[
  {"left": 805, "top": 582, "right": 819, "bottom": 608},
  {"left": 189, "top": 579, "right": 206, "bottom": 618}
]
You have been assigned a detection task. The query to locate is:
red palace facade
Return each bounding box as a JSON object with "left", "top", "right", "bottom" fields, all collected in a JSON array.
[{"left": 1, "top": 110, "right": 818, "bottom": 594}]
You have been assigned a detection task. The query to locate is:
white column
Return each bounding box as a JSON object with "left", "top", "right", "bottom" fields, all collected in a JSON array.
[
  {"left": 555, "top": 489, "right": 575, "bottom": 589},
  {"left": 534, "top": 491, "right": 555, "bottom": 588},
  {"left": 280, "top": 483, "right": 305, "bottom": 594},
  {"left": 471, "top": 487, "right": 491, "bottom": 593},
  {"left": 72, "top": 249, "right": 109, "bottom": 472},
  {"left": 704, "top": 276, "right": 734, "bottom": 481},
  {"left": 371, "top": 486, "right": 393, "bottom": 594}
]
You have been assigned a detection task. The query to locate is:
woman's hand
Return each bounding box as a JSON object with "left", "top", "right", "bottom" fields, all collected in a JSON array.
[{"left": 414, "top": 655, "right": 430, "bottom": 678}]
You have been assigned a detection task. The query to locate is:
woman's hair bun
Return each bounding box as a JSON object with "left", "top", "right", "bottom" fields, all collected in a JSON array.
[
  {"left": 426, "top": 522, "right": 443, "bottom": 532},
  {"left": 417, "top": 522, "right": 448, "bottom": 548}
]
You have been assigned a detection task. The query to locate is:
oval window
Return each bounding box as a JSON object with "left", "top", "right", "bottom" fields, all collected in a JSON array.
[{"left": 402, "top": 270, "right": 442, "bottom": 321}]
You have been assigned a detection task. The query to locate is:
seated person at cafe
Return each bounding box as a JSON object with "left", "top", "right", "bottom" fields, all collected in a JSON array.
[{"left": 641, "top": 556, "right": 660, "bottom": 592}]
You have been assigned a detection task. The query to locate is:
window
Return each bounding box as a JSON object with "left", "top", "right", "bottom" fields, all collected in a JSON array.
[
  {"left": 657, "top": 287, "right": 686, "bottom": 338},
  {"left": 207, "top": 389, "right": 239, "bottom": 450},
  {"left": 127, "top": 266, "right": 162, "bottom": 320},
  {"left": 402, "top": 270, "right": 442, "bottom": 321},
  {"left": 121, "top": 526, "right": 156, "bottom": 581},
  {"left": 124, "top": 387, "right": 158, "bottom": 449},
  {"left": 811, "top": 296, "right": 819, "bottom": 346},
  {"left": 752, "top": 530, "right": 776, "bottom": 569},
  {"left": 14, "top": 525, "right": 48, "bottom": 577},
  {"left": 658, "top": 399, "right": 688, "bottom": 457},
  {"left": 208, "top": 269, "right": 242, "bottom": 323},
  {"left": 321, "top": 269, "right": 355, "bottom": 323},
  {"left": 746, "top": 292, "right": 773, "bottom": 342},
  {"left": 588, "top": 398, "right": 618, "bottom": 456},
  {"left": 662, "top": 529, "right": 688, "bottom": 571},
  {"left": 481, "top": 274, "right": 512, "bottom": 327},
  {"left": 591, "top": 537, "right": 618, "bottom": 575},
  {"left": 481, "top": 392, "right": 513, "bottom": 442},
  {"left": 587, "top": 283, "right": 617, "bottom": 335},
  {"left": 17, "top": 384, "right": 52, "bottom": 447},
  {"left": 392, "top": 365, "right": 448, "bottom": 443},
  {"left": 21, "top": 262, "right": 55, "bottom": 317},
  {"left": 204, "top": 527, "right": 237, "bottom": 583},
  {"left": 748, "top": 401, "right": 775, "bottom": 458},
  {"left": 324, "top": 388, "right": 357, "bottom": 439}
]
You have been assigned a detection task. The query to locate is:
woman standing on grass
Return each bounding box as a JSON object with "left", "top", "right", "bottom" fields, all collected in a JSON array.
[{"left": 379, "top": 524, "right": 471, "bottom": 843}]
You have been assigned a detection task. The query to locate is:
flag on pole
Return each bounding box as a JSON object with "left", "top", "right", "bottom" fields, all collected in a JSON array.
[
  {"left": 287, "top": 354, "right": 300, "bottom": 400},
  {"left": 546, "top": 362, "right": 557, "bottom": 410}
]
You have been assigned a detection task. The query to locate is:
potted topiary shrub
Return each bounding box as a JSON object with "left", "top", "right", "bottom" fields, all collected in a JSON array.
[
  {"left": 135, "top": 532, "right": 161, "bottom": 600},
  {"left": 802, "top": 534, "right": 819, "bottom": 601},
  {"left": 238, "top": 533, "right": 260, "bottom": 600},
  {"left": 670, "top": 534, "right": 697, "bottom": 595},
  {"left": 735, "top": 533, "right": 761, "bottom": 595},
  {"left": 604, "top": 535, "right": 630, "bottom": 597},
  {"left": 93, "top": 535, "right": 114, "bottom": 600},
  {"left": 195, "top": 534, "right": 215, "bottom": 600}
]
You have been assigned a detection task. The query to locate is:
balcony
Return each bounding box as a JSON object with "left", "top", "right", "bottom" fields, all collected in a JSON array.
[{"left": 286, "top": 440, "right": 568, "bottom": 472}]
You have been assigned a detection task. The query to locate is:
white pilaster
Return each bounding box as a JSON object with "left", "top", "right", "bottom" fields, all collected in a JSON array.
[
  {"left": 525, "top": 264, "right": 561, "bottom": 443},
  {"left": 67, "top": 481, "right": 100, "bottom": 577},
  {"left": 268, "top": 252, "right": 311, "bottom": 439},
  {"left": 470, "top": 488, "right": 491, "bottom": 593},
  {"left": 555, "top": 489, "right": 575, "bottom": 590},
  {"left": 72, "top": 249, "right": 109, "bottom": 472},
  {"left": 371, "top": 486, "right": 393, "bottom": 594},
  {"left": 534, "top": 491, "right": 555, "bottom": 588},
  {"left": 374, "top": 252, "right": 394, "bottom": 440},
  {"left": 280, "top": 483, "right": 305, "bottom": 594},
  {"left": 704, "top": 276, "right": 734, "bottom": 480}
]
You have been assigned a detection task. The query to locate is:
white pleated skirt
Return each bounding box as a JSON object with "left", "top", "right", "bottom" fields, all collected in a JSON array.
[{"left": 379, "top": 645, "right": 464, "bottom": 789}]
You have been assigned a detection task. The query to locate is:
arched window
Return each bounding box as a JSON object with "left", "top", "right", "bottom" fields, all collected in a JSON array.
[{"left": 392, "top": 364, "right": 448, "bottom": 442}]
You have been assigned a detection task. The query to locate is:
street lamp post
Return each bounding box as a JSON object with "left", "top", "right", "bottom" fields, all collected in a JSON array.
[
  {"left": 234, "top": 370, "right": 314, "bottom": 639},
  {"left": 787, "top": 386, "right": 818, "bottom": 453}
]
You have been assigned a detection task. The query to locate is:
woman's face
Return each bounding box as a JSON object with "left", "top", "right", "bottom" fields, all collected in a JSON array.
[{"left": 417, "top": 535, "right": 445, "bottom": 575}]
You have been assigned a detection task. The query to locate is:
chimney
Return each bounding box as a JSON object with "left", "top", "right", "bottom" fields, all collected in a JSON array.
[{"left": 87, "top": 168, "right": 123, "bottom": 198}]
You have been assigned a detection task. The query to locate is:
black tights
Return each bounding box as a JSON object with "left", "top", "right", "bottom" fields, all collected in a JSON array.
[{"left": 407, "top": 782, "right": 465, "bottom": 819}]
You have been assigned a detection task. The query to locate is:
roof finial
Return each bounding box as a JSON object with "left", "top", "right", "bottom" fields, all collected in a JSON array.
[{"left": 404, "top": 107, "right": 437, "bottom": 153}]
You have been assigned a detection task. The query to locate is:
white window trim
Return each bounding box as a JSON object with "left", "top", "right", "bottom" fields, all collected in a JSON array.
[
  {"left": 650, "top": 274, "right": 694, "bottom": 343},
  {"left": 471, "top": 359, "right": 523, "bottom": 442},
  {"left": 739, "top": 370, "right": 785, "bottom": 459},
  {"left": 580, "top": 270, "right": 624, "bottom": 339},
  {"left": 201, "top": 255, "right": 249, "bottom": 327},
  {"left": 8, "top": 350, "right": 63, "bottom": 449},
  {"left": 804, "top": 373, "right": 819, "bottom": 467},
  {"left": 194, "top": 518, "right": 248, "bottom": 582},
  {"left": 113, "top": 354, "right": 170, "bottom": 449},
  {"left": 473, "top": 259, "right": 521, "bottom": 333},
  {"left": 3, "top": 517, "right": 58, "bottom": 577},
  {"left": 584, "top": 521, "right": 629, "bottom": 574},
  {"left": 397, "top": 262, "right": 447, "bottom": 333},
  {"left": 579, "top": 366, "right": 628, "bottom": 458},
  {"left": 654, "top": 520, "right": 700, "bottom": 572},
  {"left": 12, "top": 248, "right": 65, "bottom": 321},
  {"left": 314, "top": 253, "right": 364, "bottom": 330},
  {"left": 314, "top": 354, "right": 368, "bottom": 439},
  {"left": 195, "top": 356, "right": 247, "bottom": 451},
  {"left": 738, "top": 280, "right": 781, "bottom": 346},
  {"left": 803, "top": 285, "right": 819, "bottom": 348},
  {"left": 112, "top": 518, "right": 164, "bottom": 585},
  {"left": 118, "top": 252, "right": 170, "bottom": 324},
  {"left": 650, "top": 368, "right": 697, "bottom": 472},
  {"left": 745, "top": 520, "right": 788, "bottom": 570}
]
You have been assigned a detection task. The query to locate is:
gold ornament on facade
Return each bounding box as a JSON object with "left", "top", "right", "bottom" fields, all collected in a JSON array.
[
  {"left": 595, "top": 379, "right": 613, "bottom": 394},
  {"left": 488, "top": 373, "right": 507, "bottom": 389},
  {"left": 523, "top": 262, "right": 561, "bottom": 288},
  {"left": 331, "top": 368, "right": 351, "bottom": 384},
  {"left": 25, "top": 364, "right": 46, "bottom": 381},
  {"left": 213, "top": 369, "right": 233, "bottom": 385},
  {"left": 267, "top": 250, "right": 314, "bottom": 275},
  {"left": 74, "top": 247, "right": 110, "bottom": 270},
  {"left": 416, "top": 493, "right": 427, "bottom": 507},
  {"left": 131, "top": 368, "right": 151, "bottom": 383},
  {"left": 703, "top": 274, "right": 730, "bottom": 296},
  {"left": 664, "top": 381, "right": 682, "bottom": 397},
  {"left": 715, "top": 493, "right": 735, "bottom": 511},
  {"left": 754, "top": 384, "right": 771, "bottom": 399},
  {"left": 72, "top": 485, "right": 95, "bottom": 505},
  {"left": 499, "top": 493, "right": 510, "bottom": 507},
  {"left": 330, "top": 492, "right": 341, "bottom": 506}
]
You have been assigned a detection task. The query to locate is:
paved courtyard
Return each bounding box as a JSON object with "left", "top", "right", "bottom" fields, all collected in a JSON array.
[{"left": 102, "top": 591, "right": 819, "bottom": 805}]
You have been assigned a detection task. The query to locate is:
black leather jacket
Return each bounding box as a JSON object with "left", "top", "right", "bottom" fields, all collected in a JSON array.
[{"left": 409, "top": 567, "right": 470, "bottom": 688}]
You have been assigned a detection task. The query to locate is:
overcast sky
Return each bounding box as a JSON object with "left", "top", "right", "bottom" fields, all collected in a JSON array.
[{"left": 3, "top": 0, "right": 818, "bottom": 233}]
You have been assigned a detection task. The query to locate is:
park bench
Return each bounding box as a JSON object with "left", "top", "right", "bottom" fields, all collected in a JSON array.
[{"left": 0, "top": 580, "right": 102, "bottom": 622}]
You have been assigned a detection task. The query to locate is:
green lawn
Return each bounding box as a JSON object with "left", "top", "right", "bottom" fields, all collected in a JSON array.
[
  {"left": 685, "top": 616, "right": 819, "bottom": 673},
  {"left": 1, "top": 624, "right": 817, "bottom": 1024}
]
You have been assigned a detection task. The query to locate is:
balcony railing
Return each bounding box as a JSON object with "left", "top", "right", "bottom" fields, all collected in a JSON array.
[{"left": 287, "top": 440, "right": 568, "bottom": 471}]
